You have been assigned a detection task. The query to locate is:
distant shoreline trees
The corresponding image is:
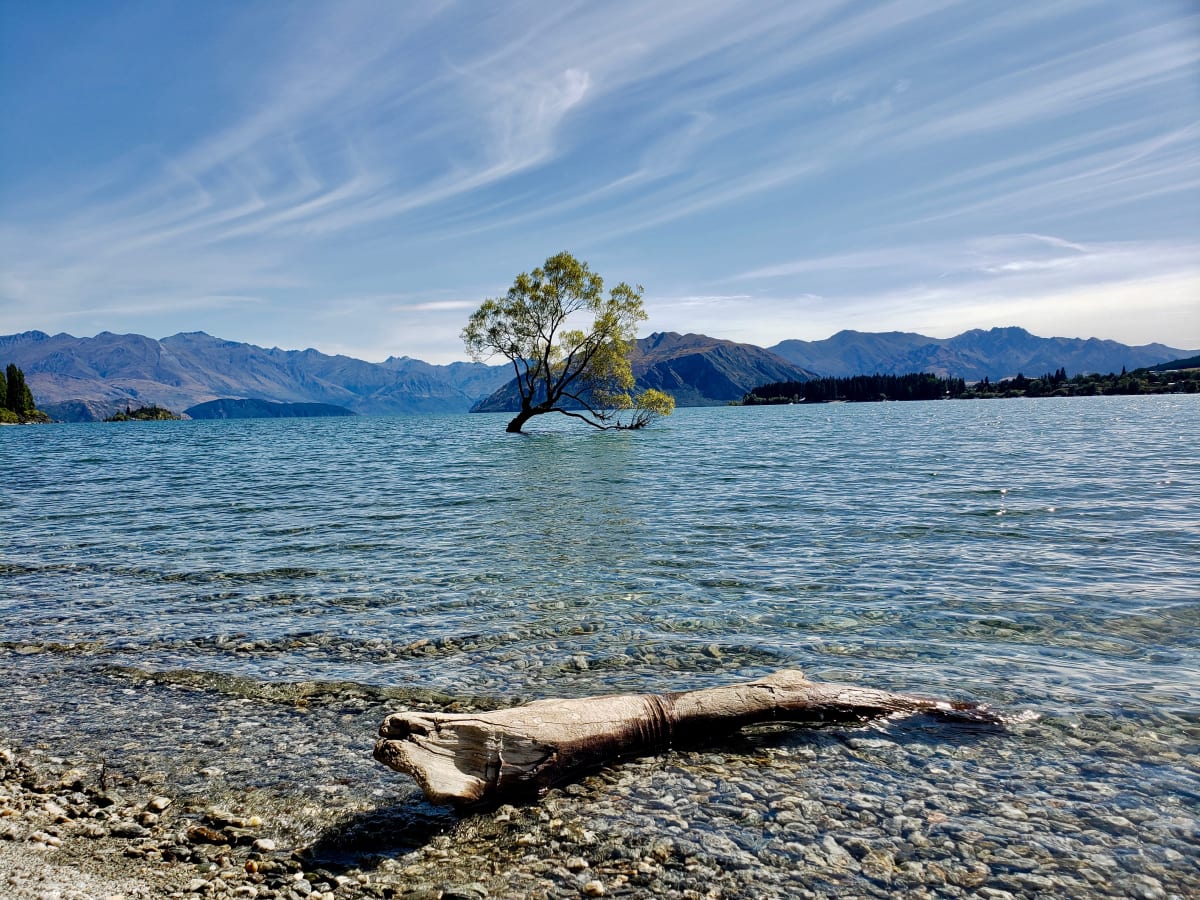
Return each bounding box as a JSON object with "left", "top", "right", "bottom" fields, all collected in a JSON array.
[
  {"left": 743, "top": 366, "right": 1199, "bottom": 405},
  {"left": 959, "top": 367, "right": 1198, "bottom": 398},
  {"left": 744, "top": 373, "right": 966, "bottom": 405}
]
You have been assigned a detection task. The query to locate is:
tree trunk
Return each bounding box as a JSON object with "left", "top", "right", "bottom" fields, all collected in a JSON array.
[
  {"left": 506, "top": 407, "right": 536, "bottom": 433},
  {"left": 374, "top": 669, "right": 1001, "bottom": 808}
]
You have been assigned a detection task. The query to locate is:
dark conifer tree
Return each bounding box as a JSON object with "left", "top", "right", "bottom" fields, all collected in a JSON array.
[
  {"left": 5, "top": 364, "right": 26, "bottom": 413},
  {"left": 3, "top": 364, "right": 38, "bottom": 415}
]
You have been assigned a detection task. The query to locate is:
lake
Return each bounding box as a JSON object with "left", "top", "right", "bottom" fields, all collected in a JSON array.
[{"left": 2, "top": 397, "right": 1197, "bottom": 897}]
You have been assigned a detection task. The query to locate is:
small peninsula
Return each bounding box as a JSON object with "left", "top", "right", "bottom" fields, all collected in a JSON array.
[{"left": 106, "top": 404, "right": 181, "bottom": 421}]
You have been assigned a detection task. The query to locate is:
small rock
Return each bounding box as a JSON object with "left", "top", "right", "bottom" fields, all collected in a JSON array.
[
  {"left": 582, "top": 880, "right": 606, "bottom": 896},
  {"left": 58, "top": 770, "right": 87, "bottom": 791},
  {"left": 146, "top": 796, "right": 172, "bottom": 813},
  {"left": 43, "top": 801, "right": 69, "bottom": 823},
  {"left": 186, "top": 824, "right": 230, "bottom": 845},
  {"left": 821, "top": 835, "right": 853, "bottom": 868},
  {"left": 205, "top": 808, "right": 261, "bottom": 829},
  {"left": 253, "top": 837, "right": 277, "bottom": 852},
  {"left": 110, "top": 821, "right": 151, "bottom": 838},
  {"left": 862, "top": 849, "right": 896, "bottom": 882},
  {"left": 1121, "top": 874, "right": 1167, "bottom": 900},
  {"left": 995, "top": 802, "right": 1027, "bottom": 821}
]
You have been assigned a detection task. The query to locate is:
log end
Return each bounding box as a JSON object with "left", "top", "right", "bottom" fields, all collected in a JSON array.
[{"left": 374, "top": 711, "right": 559, "bottom": 808}]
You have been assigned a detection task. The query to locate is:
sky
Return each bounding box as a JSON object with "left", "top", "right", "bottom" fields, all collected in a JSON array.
[{"left": 1, "top": 0, "right": 1197, "bottom": 364}]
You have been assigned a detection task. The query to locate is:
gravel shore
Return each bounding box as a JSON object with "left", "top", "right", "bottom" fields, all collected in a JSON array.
[
  {"left": 4, "top": 687, "right": 1199, "bottom": 900},
  {"left": 3, "top": 658, "right": 1198, "bottom": 900}
]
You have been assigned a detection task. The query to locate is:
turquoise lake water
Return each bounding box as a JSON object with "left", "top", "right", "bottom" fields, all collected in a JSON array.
[
  {"left": 2, "top": 397, "right": 1198, "bottom": 893},
  {"left": 4, "top": 398, "right": 1197, "bottom": 709}
]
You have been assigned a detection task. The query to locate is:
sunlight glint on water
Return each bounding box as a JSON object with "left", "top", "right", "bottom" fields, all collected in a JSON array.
[{"left": 3, "top": 396, "right": 1197, "bottom": 720}]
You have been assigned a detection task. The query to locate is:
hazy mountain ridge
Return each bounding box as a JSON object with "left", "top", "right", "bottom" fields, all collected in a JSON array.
[
  {"left": 4, "top": 330, "right": 511, "bottom": 420},
  {"left": 4, "top": 326, "right": 1193, "bottom": 422},
  {"left": 770, "top": 327, "right": 1189, "bottom": 381}
]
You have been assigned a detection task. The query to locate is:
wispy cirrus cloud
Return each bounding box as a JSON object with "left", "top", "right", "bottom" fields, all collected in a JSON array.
[
  {"left": 721, "top": 233, "right": 1200, "bottom": 348},
  {"left": 0, "top": 0, "right": 1196, "bottom": 357}
]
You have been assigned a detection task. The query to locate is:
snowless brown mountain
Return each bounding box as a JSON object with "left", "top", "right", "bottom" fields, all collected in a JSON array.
[
  {"left": 0, "top": 331, "right": 509, "bottom": 421},
  {"left": 0, "top": 327, "right": 1191, "bottom": 421}
]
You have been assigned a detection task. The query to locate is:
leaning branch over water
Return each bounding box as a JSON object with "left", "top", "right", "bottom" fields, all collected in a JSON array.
[{"left": 374, "top": 669, "right": 1001, "bottom": 808}]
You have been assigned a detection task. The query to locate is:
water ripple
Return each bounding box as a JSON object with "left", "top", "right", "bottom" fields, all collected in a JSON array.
[{"left": 2, "top": 398, "right": 1197, "bottom": 717}]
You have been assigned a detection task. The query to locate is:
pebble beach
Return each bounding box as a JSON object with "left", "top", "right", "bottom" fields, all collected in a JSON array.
[{"left": 2, "top": 663, "right": 1197, "bottom": 900}]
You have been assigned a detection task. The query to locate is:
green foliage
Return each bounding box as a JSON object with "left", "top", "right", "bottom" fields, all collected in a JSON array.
[
  {"left": 105, "top": 404, "right": 181, "bottom": 422},
  {"left": 1, "top": 363, "right": 47, "bottom": 422},
  {"left": 5, "top": 363, "right": 30, "bottom": 413},
  {"left": 745, "top": 373, "right": 966, "bottom": 405},
  {"left": 463, "top": 251, "right": 673, "bottom": 432},
  {"left": 961, "top": 367, "right": 1199, "bottom": 398},
  {"left": 745, "top": 365, "right": 1200, "bottom": 406}
]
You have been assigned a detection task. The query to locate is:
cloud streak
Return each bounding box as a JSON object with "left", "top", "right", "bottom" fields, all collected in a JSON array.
[{"left": 0, "top": 0, "right": 1196, "bottom": 357}]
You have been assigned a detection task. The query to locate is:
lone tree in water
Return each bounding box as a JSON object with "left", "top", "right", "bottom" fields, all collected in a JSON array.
[{"left": 463, "top": 252, "right": 674, "bottom": 433}]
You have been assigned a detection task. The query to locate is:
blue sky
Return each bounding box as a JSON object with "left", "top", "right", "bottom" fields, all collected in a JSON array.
[{"left": 1, "top": 0, "right": 1197, "bottom": 363}]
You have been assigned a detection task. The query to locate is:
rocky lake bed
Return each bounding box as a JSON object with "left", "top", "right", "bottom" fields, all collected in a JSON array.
[{"left": 2, "top": 663, "right": 1197, "bottom": 899}]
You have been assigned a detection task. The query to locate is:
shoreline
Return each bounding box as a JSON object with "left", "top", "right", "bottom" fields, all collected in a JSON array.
[
  {"left": 5, "top": 688, "right": 1198, "bottom": 900},
  {"left": 0, "top": 736, "right": 763, "bottom": 900}
]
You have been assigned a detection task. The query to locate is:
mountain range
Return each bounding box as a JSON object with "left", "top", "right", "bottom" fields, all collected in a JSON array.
[
  {"left": 1, "top": 330, "right": 508, "bottom": 421},
  {"left": 767, "top": 327, "right": 1188, "bottom": 381},
  {"left": 1, "top": 327, "right": 1192, "bottom": 422}
]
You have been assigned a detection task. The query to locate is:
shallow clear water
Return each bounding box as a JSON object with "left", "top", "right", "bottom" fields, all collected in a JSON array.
[
  {"left": 2, "top": 397, "right": 1198, "bottom": 894},
  {"left": 4, "top": 398, "right": 1197, "bottom": 709}
]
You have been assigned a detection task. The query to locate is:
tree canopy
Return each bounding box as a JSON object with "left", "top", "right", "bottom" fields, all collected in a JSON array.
[
  {"left": 463, "top": 252, "right": 674, "bottom": 433},
  {"left": 1, "top": 363, "right": 48, "bottom": 423}
]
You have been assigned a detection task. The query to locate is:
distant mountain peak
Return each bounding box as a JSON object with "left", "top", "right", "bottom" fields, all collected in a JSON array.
[{"left": 770, "top": 327, "right": 1192, "bottom": 380}]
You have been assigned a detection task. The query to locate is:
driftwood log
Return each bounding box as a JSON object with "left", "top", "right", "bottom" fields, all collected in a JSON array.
[{"left": 374, "top": 669, "right": 1000, "bottom": 808}]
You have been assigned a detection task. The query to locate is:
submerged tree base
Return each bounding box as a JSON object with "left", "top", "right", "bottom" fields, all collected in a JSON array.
[
  {"left": 374, "top": 669, "right": 1003, "bottom": 807},
  {"left": 505, "top": 400, "right": 669, "bottom": 433}
]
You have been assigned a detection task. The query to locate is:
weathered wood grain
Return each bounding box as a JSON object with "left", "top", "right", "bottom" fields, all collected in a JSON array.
[{"left": 374, "top": 669, "right": 1000, "bottom": 807}]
